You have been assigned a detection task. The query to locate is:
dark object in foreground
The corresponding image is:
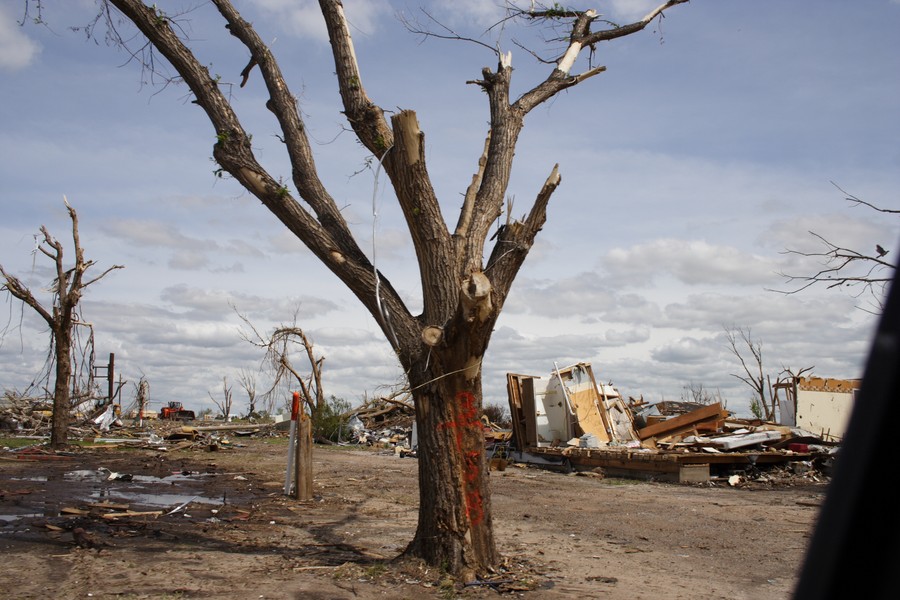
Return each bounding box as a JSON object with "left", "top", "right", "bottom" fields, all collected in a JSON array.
[{"left": 793, "top": 247, "right": 900, "bottom": 599}]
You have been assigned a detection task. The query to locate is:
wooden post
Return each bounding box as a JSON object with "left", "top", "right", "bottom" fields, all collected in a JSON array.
[
  {"left": 284, "top": 391, "right": 300, "bottom": 496},
  {"left": 108, "top": 353, "right": 115, "bottom": 406},
  {"left": 295, "top": 414, "right": 313, "bottom": 500}
]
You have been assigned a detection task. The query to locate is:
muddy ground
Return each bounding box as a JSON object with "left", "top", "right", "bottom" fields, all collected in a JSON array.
[{"left": 0, "top": 436, "right": 824, "bottom": 599}]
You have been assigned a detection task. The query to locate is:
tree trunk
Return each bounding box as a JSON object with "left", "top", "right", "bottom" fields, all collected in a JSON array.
[
  {"left": 50, "top": 325, "right": 71, "bottom": 448},
  {"left": 404, "top": 354, "right": 498, "bottom": 578}
]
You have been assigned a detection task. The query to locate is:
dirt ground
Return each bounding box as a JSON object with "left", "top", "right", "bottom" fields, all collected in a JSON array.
[{"left": 0, "top": 436, "right": 824, "bottom": 599}]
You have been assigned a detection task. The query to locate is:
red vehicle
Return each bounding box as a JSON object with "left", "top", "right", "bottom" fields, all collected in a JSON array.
[{"left": 159, "top": 401, "right": 195, "bottom": 421}]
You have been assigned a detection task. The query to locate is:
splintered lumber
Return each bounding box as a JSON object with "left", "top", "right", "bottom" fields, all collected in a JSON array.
[
  {"left": 100, "top": 510, "right": 162, "bottom": 520},
  {"left": 60, "top": 507, "right": 91, "bottom": 515},
  {"left": 638, "top": 402, "right": 728, "bottom": 440}
]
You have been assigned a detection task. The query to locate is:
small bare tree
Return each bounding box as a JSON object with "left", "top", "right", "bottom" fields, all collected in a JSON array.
[
  {"left": 0, "top": 199, "right": 123, "bottom": 447},
  {"left": 237, "top": 367, "right": 258, "bottom": 418},
  {"left": 776, "top": 185, "right": 896, "bottom": 313},
  {"left": 208, "top": 376, "right": 234, "bottom": 421},
  {"left": 725, "top": 326, "right": 812, "bottom": 421},
  {"left": 680, "top": 381, "right": 724, "bottom": 406},
  {"left": 238, "top": 313, "right": 325, "bottom": 418}
]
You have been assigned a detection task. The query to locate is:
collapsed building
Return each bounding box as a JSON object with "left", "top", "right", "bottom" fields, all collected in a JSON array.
[{"left": 503, "top": 362, "right": 844, "bottom": 483}]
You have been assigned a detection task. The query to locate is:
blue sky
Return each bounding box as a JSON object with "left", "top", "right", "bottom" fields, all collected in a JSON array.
[{"left": 1, "top": 1, "right": 898, "bottom": 418}]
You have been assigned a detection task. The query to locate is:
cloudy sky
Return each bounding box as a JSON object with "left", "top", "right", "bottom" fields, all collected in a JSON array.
[{"left": 1, "top": 1, "right": 898, "bottom": 418}]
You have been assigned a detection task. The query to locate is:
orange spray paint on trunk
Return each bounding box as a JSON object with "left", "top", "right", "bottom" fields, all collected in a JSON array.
[{"left": 437, "top": 391, "right": 485, "bottom": 526}]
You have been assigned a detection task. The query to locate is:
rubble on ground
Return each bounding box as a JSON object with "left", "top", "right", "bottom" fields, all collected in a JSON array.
[
  {"left": 2, "top": 360, "right": 845, "bottom": 486},
  {"left": 505, "top": 362, "right": 842, "bottom": 484}
]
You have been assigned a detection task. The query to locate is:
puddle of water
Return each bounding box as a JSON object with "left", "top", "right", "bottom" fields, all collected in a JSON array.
[
  {"left": 1, "top": 468, "right": 245, "bottom": 524},
  {"left": 0, "top": 513, "right": 43, "bottom": 523},
  {"left": 70, "top": 470, "right": 225, "bottom": 508},
  {"left": 92, "top": 490, "right": 217, "bottom": 508}
]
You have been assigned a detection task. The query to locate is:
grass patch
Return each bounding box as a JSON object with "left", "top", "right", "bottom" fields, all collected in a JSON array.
[
  {"left": 314, "top": 442, "right": 373, "bottom": 453},
  {"left": 262, "top": 436, "right": 290, "bottom": 446},
  {"left": 0, "top": 437, "right": 43, "bottom": 449}
]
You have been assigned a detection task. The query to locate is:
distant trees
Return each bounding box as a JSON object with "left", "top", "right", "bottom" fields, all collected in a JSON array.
[
  {"left": 777, "top": 186, "right": 896, "bottom": 313},
  {"left": 0, "top": 200, "right": 123, "bottom": 447}
]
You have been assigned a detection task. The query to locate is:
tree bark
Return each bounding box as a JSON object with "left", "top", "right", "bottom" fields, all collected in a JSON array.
[
  {"left": 404, "top": 352, "right": 498, "bottom": 578},
  {"left": 50, "top": 324, "right": 72, "bottom": 447}
]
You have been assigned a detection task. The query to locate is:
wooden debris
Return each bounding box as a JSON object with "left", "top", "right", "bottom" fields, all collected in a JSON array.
[
  {"left": 637, "top": 403, "right": 729, "bottom": 441},
  {"left": 60, "top": 507, "right": 90, "bottom": 516},
  {"left": 100, "top": 510, "right": 162, "bottom": 520}
]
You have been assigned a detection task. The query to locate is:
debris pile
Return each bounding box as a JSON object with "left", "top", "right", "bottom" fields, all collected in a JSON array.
[
  {"left": 2, "top": 360, "right": 846, "bottom": 487},
  {"left": 0, "top": 395, "right": 53, "bottom": 433},
  {"left": 0, "top": 394, "right": 130, "bottom": 439},
  {"left": 505, "top": 362, "right": 842, "bottom": 483},
  {"left": 344, "top": 396, "right": 414, "bottom": 449}
]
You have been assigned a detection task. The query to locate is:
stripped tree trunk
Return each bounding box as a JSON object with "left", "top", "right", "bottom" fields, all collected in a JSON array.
[
  {"left": 50, "top": 322, "right": 73, "bottom": 447},
  {"left": 1, "top": 201, "right": 122, "bottom": 448},
  {"left": 407, "top": 366, "right": 498, "bottom": 575}
]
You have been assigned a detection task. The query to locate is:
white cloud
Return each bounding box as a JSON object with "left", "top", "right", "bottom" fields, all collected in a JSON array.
[
  {"left": 651, "top": 336, "right": 719, "bottom": 365},
  {"left": 255, "top": 0, "right": 389, "bottom": 42},
  {"left": 504, "top": 272, "right": 618, "bottom": 318},
  {"left": 661, "top": 292, "right": 859, "bottom": 334},
  {"left": 0, "top": 7, "right": 40, "bottom": 71},
  {"left": 159, "top": 284, "right": 339, "bottom": 320},
  {"left": 427, "top": 1, "right": 506, "bottom": 28},
  {"left": 102, "top": 219, "right": 214, "bottom": 252},
  {"left": 604, "top": 239, "right": 776, "bottom": 288},
  {"left": 604, "top": 1, "right": 663, "bottom": 22},
  {"left": 766, "top": 211, "right": 898, "bottom": 256}
]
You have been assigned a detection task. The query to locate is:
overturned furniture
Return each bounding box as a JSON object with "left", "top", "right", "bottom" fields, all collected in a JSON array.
[{"left": 506, "top": 362, "right": 818, "bottom": 483}]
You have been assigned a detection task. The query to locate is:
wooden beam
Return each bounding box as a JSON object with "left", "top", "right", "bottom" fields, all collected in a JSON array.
[{"left": 637, "top": 402, "right": 727, "bottom": 440}]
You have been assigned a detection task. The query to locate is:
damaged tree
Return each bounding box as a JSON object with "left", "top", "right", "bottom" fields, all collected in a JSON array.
[
  {"left": 0, "top": 199, "right": 123, "bottom": 447},
  {"left": 239, "top": 315, "right": 325, "bottom": 418},
  {"left": 57, "top": 0, "right": 693, "bottom": 575},
  {"left": 237, "top": 368, "right": 259, "bottom": 418},
  {"left": 725, "top": 326, "right": 812, "bottom": 421},
  {"left": 776, "top": 185, "right": 896, "bottom": 313},
  {"left": 208, "top": 376, "right": 234, "bottom": 421}
]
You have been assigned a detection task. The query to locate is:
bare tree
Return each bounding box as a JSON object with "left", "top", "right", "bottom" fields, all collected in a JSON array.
[
  {"left": 208, "top": 376, "right": 234, "bottom": 421},
  {"left": 724, "top": 326, "right": 812, "bottom": 421},
  {"left": 237, "top": 367, "right": 258, "bottom": 418},
  {"left": 0, "top": 199, "right": 123, "bottom": 447},
  {"left": 680, "top": 381, "right": 724, "bottom": 406},
  {"left": 40, "top": 0, "right": 695, "bottom": 574},
  {"left": 134, "top": 373, "right": 150, "bottom": 421},
  {"left": 776, "top": 184, "right": 896, "bottom": 313},
  {"left": 239, "top": 314, "right": 325, "bottom": 418}
]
